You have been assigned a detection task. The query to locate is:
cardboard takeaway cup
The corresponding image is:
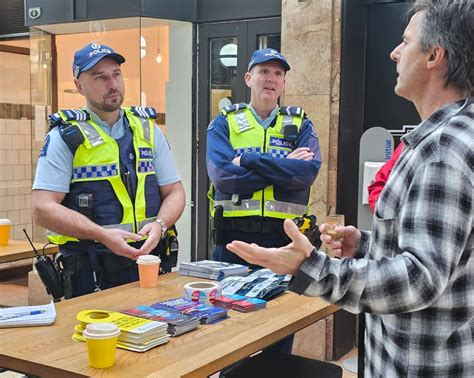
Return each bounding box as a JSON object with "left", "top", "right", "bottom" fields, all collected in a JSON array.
[
  {"left": 0, "top": 219, "right": 11, "bottom": 246},
  {"left": 83, "top": 323, "right": 120, "bottom": 369},
  {"left": 136, "top": 255, "right": 161, "bottom": 288}
]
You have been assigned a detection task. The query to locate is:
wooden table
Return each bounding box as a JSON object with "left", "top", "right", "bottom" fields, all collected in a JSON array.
[
  {"left": 0, "top": 273, "right": 338, "bottom": 377},
  {"left": 0, "top": 240, "right": 59, "bottom": 264}
]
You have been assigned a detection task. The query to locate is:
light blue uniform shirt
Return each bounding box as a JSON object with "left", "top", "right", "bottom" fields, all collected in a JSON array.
[
  {"left": 248, "top": 105, "right": 279, "bottom": 129},
  {"left": 33, "top": 108, "right": 181, "bottom": 193}
]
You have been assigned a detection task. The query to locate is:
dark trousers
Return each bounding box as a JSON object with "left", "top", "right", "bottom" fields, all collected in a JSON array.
[{"left": 61, "top": 249, "right": 140, "bottom": 298}]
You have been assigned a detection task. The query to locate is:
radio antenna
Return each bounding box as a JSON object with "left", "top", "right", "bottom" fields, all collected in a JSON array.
[{"left": 23, "top": 229, "right": 41, "bottom": 257}]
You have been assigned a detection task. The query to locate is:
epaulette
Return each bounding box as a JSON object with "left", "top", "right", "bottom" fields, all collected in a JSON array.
[
  {"left": 49, "top": 110, "right": 90, "bottom": 130},
  {"left": 222, "top": 103, "right": 247, "bottom": 115},
  {"left": 62, "top": 109, "right": 91, "bottom": 122},
  {"left": 280, "top": 106, "right": 305, "bottom": 118},
  {"left": 131, "top": 106, "right": 158, "bottom": 119}
]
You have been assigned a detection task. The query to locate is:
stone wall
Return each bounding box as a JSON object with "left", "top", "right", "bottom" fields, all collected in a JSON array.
[{"left": 281, "top": 0, "right": 342, "bottom": 360}]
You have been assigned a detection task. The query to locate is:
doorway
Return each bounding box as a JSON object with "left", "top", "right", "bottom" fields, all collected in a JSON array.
[{"left": 195, "top": 18, "right": 281, "bottom": 260}]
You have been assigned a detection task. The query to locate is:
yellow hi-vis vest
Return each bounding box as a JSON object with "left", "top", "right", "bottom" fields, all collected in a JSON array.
[
  {"left": 208, "top": 104, "right": 309, "bottom": 220},
  {"left": 47, "top": 107, "right": 158, "bottom": 245}
]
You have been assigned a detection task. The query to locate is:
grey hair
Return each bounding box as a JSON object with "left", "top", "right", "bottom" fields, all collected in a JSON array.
[{"left": 409, "top": 0, "right": 474, "bottom": 95}]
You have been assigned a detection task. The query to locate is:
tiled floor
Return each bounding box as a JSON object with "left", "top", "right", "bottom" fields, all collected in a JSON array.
[
  {"left": 336, "top": 347, "right": 358, "bottom": 378},
  {"left": 0, "top": 277, "right": 359, "bottom": 377}
]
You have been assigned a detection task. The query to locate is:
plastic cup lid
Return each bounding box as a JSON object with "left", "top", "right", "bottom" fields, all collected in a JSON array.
[
  {"left": 83, "top": 322, "right": 120, "bottom": 339},
  {"left": 0, "top": 219, "right": 11, "bottom": 225},
  {"left": 137, "top": 255, "right": 161, "bottom": 265}
]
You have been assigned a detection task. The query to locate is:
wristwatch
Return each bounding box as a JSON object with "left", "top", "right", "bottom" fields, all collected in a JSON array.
[{"left": 155, "top": 218, "right": 168, "bottom": 238}]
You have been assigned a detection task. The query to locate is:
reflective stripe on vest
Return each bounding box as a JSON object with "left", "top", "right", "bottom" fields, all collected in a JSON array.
[
  {"left": 78, "top": 121, "right": 104, "bottom": 147},
  {"left": 213, "top": 199, "right": 261, "bottom": 212},
  {"left": 265, "top": 200, "right": 308, "bottom": 215},
  {"left": 47, "top": 223, "right": 134, "bottom": 244},
  {"left": 72, "top": 164, "right": 119, "bottom": 180},
  {"left": 137, "top": 218, "right": 156, "bottom": 231}
]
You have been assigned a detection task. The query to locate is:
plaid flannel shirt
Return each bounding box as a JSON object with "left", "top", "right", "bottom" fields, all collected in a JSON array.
[{"left": 290, "top": 98, "right": 473, "bottom": 377}]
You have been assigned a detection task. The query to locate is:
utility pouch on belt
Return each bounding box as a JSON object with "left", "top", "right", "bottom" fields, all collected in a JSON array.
[
  {"left": 56, "top": 254, "right": 73, "bottom": 299},
  {"left": 213, "top": 205, "right": 224, "bottom": 245},
  {"left": 293, "top": 215, "right": 322, "bottom": 249},
  {"left": 161, "top": 226, "right": 179, "bottom": 269}
]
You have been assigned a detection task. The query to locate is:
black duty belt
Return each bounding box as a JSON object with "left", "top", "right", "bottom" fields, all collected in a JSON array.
[{"left": 223, "top": 217, "right": 285, "bottom": 234}]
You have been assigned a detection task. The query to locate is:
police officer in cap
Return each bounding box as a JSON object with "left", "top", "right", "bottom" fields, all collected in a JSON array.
[
  {"left": 32, "top": 43, "right": 185, "bottom": 298},
  {"left": 207, "top": 48, "right": 322, "bottom": 356},
  {"left": 207, "top": 48, "right": 321, "bottom": 266}
]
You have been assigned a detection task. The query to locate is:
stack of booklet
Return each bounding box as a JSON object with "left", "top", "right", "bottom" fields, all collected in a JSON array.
[
  {"left": 231, "top": 297, "right": 267, "bottom": 312},
  {"left": 178, "top": 260, "right": 249, "bottom": 281},
  {"left": 156, "top": 297, "right": 229, "bottom": 324},
  {"left": 121, "top": 305, "right": 200, "bottom": 336},
  {"left": 214, "top": 294, "right": 248, "bottom": 309},
  {"left": 73, "top": 309, "right": 169, "bottom": 352},
  {"left": 0, "top": 302, "right": 56, "bottom": 328},
  {"left": 214, "top": 295, "right": 267, "bottom": 312},
  {"left": 220, "top": 269, "right": 292, "bottom": 300}
]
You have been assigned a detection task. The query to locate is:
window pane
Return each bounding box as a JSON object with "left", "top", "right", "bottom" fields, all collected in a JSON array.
[{"left": 209, "top": 38, "right": 237, "bottom": 118}]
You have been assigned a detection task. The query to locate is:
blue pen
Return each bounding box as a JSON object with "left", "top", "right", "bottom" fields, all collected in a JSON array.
[{"left": 0, "top": 310, "right": 46, "bottom": 320}]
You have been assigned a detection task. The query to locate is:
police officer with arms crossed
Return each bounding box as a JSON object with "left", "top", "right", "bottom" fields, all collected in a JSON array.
[
  {"left": 207, "top": 48, "right": 322, "bottom": 266},
  {"left": 32, "top": 43, "right": 185, "bottom": 298},
  {"left": 207, "top": 48, "right": 322, "bottom": 356}
]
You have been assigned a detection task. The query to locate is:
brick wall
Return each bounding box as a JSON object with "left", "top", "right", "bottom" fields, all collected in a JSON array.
[{"left": 0, "top": 51, "right": 33, "bottom": 241}]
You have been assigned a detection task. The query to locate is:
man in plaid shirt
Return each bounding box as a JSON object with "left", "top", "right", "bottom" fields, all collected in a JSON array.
[{"left": 227, "top": 0, "right": 473, "bottom": 376}]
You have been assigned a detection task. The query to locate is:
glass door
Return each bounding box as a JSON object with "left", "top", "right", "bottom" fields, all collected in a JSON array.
[{"left": 195, "top": 18, "right": 281, "bottom": 260}]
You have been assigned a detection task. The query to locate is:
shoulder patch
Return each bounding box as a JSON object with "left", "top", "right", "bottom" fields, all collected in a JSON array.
[
  {"left": 222, "top": 103, "right": 247, "bottom": 115},
  {"left": 49, "top": 112, "right": 64, "bottom": 130},
  {"left": 39, "top": 134, "right": 50, "bottom": 157},
  {"left": 280, "top": 106, "right": 304, "bottom": 118},
  {"left": 131, "top": 106, "right": 158, "bottom": 119}
]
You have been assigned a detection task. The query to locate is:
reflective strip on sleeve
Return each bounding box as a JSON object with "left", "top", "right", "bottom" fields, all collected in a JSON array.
[
  {"left": 72, "top": 164, "right": 119, "bottom": 180},
  {"left": 265, "top": 200, "right": 307, "bottom": 215},
  {"left": 213, "top": 199, "right": 260, "bottom": 212},
  {"left": 137, "top": 161, "right": 154, "bottom": 173}
]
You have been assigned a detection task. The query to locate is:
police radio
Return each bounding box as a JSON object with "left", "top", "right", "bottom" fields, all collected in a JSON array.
[{"left": 23, "top": 229, "right": 64, "bottom": 302}]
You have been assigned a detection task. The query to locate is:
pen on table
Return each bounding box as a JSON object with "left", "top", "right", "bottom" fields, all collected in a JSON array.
[{"left": 0, "top": 310, "right": 46, "bottom": 320}]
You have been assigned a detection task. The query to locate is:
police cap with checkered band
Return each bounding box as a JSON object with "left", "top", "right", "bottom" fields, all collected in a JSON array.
[{"left": 72, "top": 43, "right": 125, "bottom": 79}]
